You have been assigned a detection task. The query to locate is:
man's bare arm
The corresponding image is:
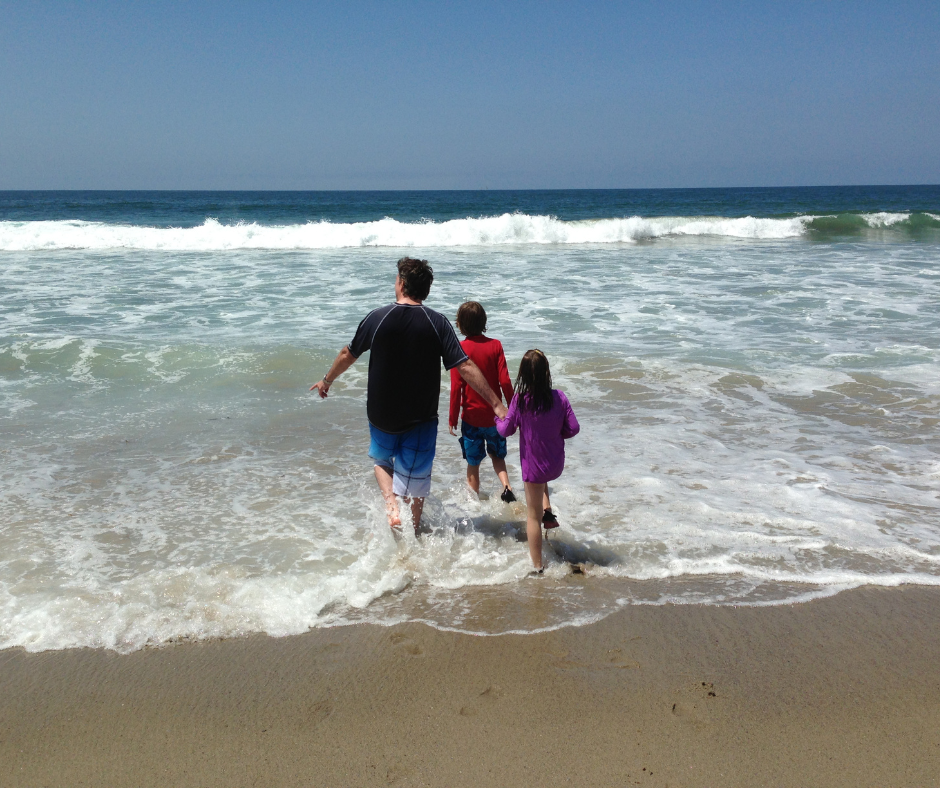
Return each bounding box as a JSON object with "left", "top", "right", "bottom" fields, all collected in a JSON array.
[
  {"left": 310, "top": 346, "right": 357, "bottom": 398},
  {"left": 456, "top": 358, "right": 508, "bottom": 420}
]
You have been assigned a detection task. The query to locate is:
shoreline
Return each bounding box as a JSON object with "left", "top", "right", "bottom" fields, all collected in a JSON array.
[{"left": 2, "top": 584, "right": 939, "bottom": 787}]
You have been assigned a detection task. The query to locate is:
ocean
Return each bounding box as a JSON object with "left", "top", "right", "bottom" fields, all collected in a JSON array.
[{"left": 1, "top": 187, "right": 939, "bottom": 653}]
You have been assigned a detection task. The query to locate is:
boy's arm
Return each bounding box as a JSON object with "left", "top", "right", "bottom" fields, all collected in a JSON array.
[
  {"left": 448, "top": 366, "right": 464, "bottom": 436},
  {"left": 496, "top": 343, "right": 514, "bottom": 404}
]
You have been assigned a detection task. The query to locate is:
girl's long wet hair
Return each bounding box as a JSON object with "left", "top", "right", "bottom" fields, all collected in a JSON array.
[{"left": 514, "top": 349, "right": 554, "bottom": 413}]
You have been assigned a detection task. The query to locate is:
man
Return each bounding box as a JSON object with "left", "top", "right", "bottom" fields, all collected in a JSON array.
[{"left": 311, "top": 257, "right": 508, "bottom": 534}]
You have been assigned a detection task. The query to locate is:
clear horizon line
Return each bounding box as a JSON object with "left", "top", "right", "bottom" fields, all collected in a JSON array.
[{"left": 1, "top": 183, "right": 939, "bottom": 194}]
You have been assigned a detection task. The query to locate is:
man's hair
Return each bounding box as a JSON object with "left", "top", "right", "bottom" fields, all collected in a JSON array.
[
  {"left": 455, "top": 301, "right": 487, "bottom": 336},
  {"left": 397, "top": 257, "right": 434, "bottom": 301}
]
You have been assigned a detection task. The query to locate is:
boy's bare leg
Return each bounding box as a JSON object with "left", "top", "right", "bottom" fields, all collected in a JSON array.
[
  {"left": 491, "top": 456, "right": 512, "bottom": 492},
  {"left": 374, "top": 465, "right": 401, "bottom": 530},
  {"left": 466, "top": 465, "right": 481, "bottom": 495},
  {"left": 523, "top": 482, "right": 546, "bottom": 570}
]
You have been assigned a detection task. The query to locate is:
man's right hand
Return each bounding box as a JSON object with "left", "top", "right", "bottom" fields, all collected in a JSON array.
[
  {"left": 310, "top": 346, "right": 356, "bottom": 400},
  {"left": 310, "top": 379, "right": 331, "bottom": 398},
  {"left": 448, "top": 424, "right": 457, "bottom": 436},
  {"left": 494, "top": 403, "right": 508, "bottom": 421}
]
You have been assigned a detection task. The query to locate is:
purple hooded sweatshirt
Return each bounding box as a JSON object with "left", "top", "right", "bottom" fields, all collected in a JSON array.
[{"left": 496, "top": 390, "right": 580, "bottom": 484}]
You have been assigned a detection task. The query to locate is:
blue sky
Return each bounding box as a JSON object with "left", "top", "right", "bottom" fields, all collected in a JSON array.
[{"left": 1, "top": 0, "right": 938, "bottom": 189}]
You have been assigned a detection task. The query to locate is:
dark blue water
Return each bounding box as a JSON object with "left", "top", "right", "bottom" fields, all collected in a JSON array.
[{"left": 1, "top": 186, "right": 938, "bottom": 227}]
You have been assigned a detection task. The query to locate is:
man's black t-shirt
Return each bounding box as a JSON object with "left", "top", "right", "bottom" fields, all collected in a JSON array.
[{"left": 348, "top": 303, "right": 468, "bottom": 434}]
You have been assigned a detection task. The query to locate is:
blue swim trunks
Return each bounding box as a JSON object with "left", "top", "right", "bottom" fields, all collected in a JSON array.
[
  {"left": 459, "top": 422, "right": 507, "bottom": 467},
  {"left": 369, "top": 420, "right": 438, "bottom": 499}
]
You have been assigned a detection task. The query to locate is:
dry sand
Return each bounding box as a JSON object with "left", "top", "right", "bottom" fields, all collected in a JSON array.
[{"left": 2, "top": 585, "right": 939, "bottom": 787}]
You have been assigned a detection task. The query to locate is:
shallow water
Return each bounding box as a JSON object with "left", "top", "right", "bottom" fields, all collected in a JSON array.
[{"left": 1, "top": 188, "right": 939, "bottom": 652}]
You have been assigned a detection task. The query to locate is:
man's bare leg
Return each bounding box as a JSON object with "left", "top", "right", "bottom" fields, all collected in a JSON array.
[
  {"left": 466, "top": 465, "right": 481, "bottom": 496},
  {"left": 403, "top": 496, "right": 425, "bottom": 535},
  {"left": 374, "top": 465, "right": 401, "bottom": 530}
]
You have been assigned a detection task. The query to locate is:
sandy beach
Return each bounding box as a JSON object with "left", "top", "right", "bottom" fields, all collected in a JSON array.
[{"left": 1, "top": 584, "right": 938, "bottom": 787}]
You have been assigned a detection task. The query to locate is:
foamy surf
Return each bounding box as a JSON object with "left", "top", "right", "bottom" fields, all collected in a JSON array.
[
  {"left": 5, "top": 209, "right": 939, "bottom": 252},
  {"left": 0, "top": 213, "right": 815, "bottom": 251},
  {"left": 2, "top": 188, "right": 939, "bottom": 652}
]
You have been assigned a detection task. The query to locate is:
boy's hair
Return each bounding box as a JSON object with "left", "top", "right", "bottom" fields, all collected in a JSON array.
[
  {"left": 514, "top": 349, "right": 553, "bottom": 413},
  {"left": 397, "top": 257, "right": 434, "bottom": 301},
  {"left": 455, "top": 301, "right": 487, "bottom": 336}
]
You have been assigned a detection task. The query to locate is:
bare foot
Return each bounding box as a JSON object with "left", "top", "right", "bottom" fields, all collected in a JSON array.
[
  {"left": 414, "top": 520, "right": 433, "bottom": 537},
  {"left": 388, "top": 515, "right": 404, "bottom": 542},
  {"left": 384, "top": 498, "right": 401, "bottom": 531}
]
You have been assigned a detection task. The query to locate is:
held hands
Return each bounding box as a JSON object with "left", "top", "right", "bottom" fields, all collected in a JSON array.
[{"left": 494, "top": 403, "right": 508, "bottom": 421}]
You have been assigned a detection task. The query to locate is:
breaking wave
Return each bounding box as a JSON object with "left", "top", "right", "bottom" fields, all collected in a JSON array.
[
  {"left": 0, "top": 214, "right": 809, "bottom": 251},
  {"left": 0, "top": 211, "right": 935, "bottom": 251}
]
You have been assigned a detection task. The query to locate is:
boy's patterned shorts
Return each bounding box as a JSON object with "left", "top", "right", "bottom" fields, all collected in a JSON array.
[{"left": 459, "top": 422, "right": 508, "bottom": 467}]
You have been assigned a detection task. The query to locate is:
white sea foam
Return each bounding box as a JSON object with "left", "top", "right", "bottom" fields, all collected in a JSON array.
[
  {"left": 861, "top": 212, "right": 910, "bottom": 227},
  {"left": 2, "top": 231, "right": 939, "bottom": 652},
  {"left": 0, "top": 214, "right": 812, "bottom": 251}
]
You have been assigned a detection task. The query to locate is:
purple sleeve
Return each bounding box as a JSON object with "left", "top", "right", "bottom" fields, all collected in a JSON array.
[
  {"left": 560, "top": 392, "right": 580, "bottom": 439},
  {"left": 496, "top": 393, "right": 520, "bottom": 437}
]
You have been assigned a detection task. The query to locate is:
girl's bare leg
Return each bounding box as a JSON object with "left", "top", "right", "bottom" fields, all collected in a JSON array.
[
  {"left": 543, "top": 488, "right": 552, "bottom": 515},
  {"left": 524, "top": 481, "right": 546, "bottom": 570}
]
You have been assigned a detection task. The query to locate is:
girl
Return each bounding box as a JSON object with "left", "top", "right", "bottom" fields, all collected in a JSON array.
[{"left": 496, "top": 349, "right": 580, "bottom": 573}]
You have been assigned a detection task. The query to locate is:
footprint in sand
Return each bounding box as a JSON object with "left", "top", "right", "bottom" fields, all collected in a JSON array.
[
  {"left": 314, "top": 642, "right": 345, "bottom": 663},
  {"left": 604, "top": 647, "right": 641, "bottom": 669},
  {"left": 389, "top": 632, "right": 424, "bottom": 657},
  {"left": 384, "top": 756, "right": 415, "bottom": 785},
  {"left": 670, "top": 681, "right": 719, "bottom": 725},
  {"left": 544, "top": 647, "right": 641, "bottom": 671},
  {"left": 307, "top": 699, "right": 333, "bottom": 724},
  {"left": 459, "top": 684, "right": 503, "bottom": 717}
]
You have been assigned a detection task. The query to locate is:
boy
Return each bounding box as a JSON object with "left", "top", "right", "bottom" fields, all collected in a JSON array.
[{"left": 448, "top": 301, "right": 517, "bottom": 502}]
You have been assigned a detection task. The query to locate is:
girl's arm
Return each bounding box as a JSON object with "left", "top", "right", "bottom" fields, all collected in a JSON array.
[
  {"left": 560, "top": 392, "right": 580, "bottom": 439},
  {"left": 495, "top": 393, "right": 520, "bottom": 437}
]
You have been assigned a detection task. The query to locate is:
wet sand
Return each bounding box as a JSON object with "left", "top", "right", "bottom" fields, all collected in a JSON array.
[{"left": 2, "top": 585, "right": 939, "bottom": 787}]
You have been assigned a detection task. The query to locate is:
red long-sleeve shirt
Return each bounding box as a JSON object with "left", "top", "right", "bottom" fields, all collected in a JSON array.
[{"left": 449, "top": 335, "right": 514, "bottom": 428}]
